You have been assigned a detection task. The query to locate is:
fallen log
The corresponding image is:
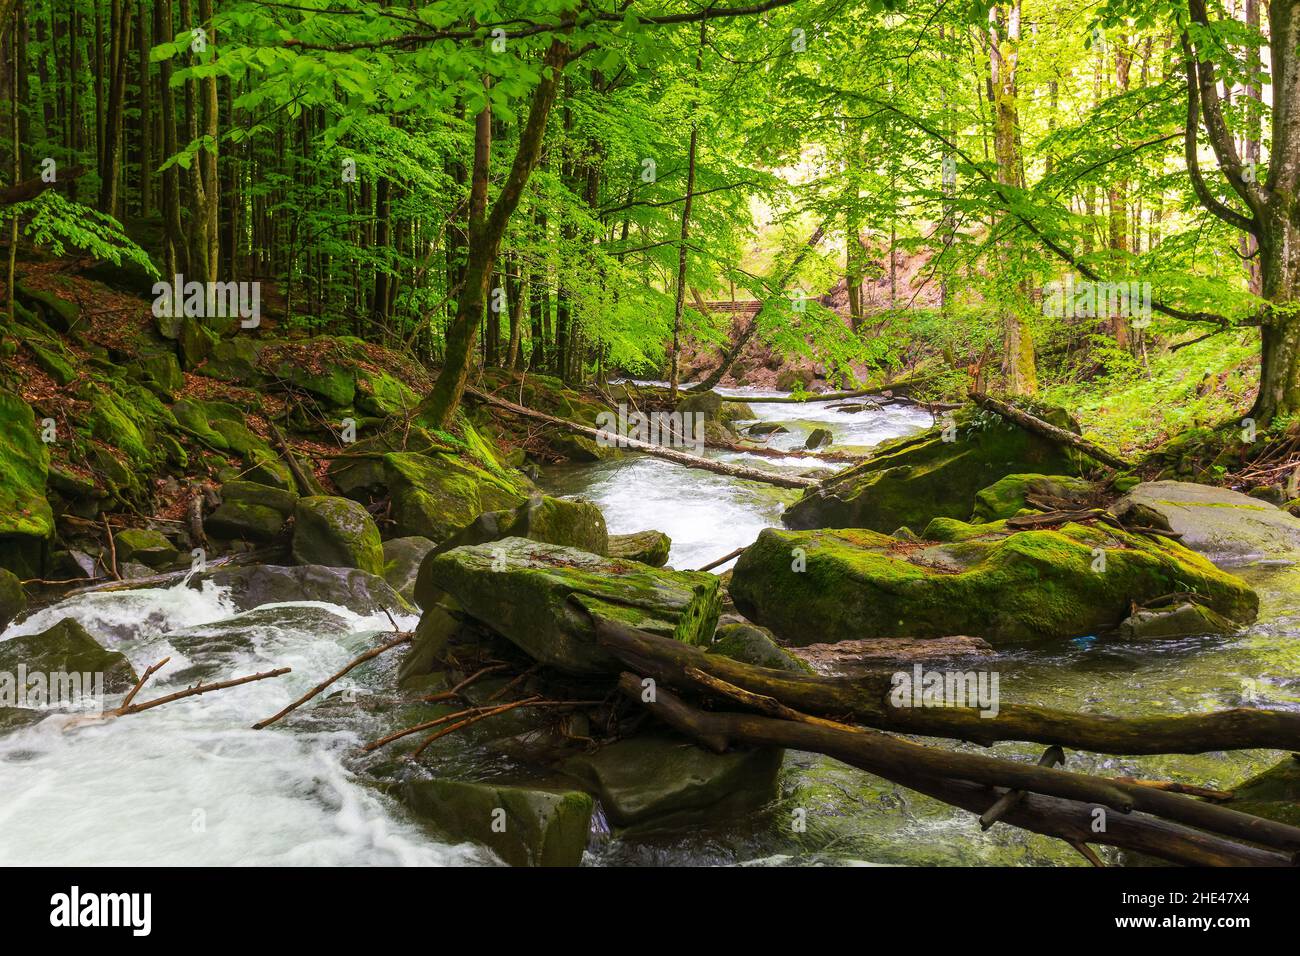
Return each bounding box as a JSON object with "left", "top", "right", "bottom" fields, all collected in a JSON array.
[
  {"left": 595, "top": 619, "right": 1300, "bottom": 755},
  {"left": 465, "top": 386, "right": 817, "bottom": 490},
  {"left": 970, "top": 391, "right": 1132, "bottom": 471},
  {"left": 702, "top": 437, "right": 864, "bottom": 464},
  {"left": 717, "top": 387, "right": 880, "bottom": 404},
  {"left": 616, "top": 674, "right": 1294, "bottom": 867}
]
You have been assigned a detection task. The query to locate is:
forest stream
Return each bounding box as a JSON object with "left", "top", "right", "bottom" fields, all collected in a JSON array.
[{"left": 3, "top": 390, "right": 1296, "bottom": 867}]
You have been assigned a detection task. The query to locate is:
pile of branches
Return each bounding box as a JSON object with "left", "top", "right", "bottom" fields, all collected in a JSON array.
[{"left": 595, "top": 619, "right": 1300, "bottom": 867}]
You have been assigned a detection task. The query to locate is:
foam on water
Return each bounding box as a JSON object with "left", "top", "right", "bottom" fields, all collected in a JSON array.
[{"left": 0, "top": 580, "right": 486, "bottom": 866}]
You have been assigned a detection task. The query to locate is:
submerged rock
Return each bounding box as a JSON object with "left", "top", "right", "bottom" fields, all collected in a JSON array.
[
  {"left": 606, "top": 529, "right": 672, "bottom": 567},
  {"left": 1114, "top": 480, "right": 1300, "bottom": 563},
  {"left": 195, "top": 564, "right": 410, "bottom": 616},
  {"left": 729, "top": 521, "right": 1257, "bottom": 646},
  {"left": 0, "top": 618, "right": 138, "bottom": 693},
  {"left": 562, "top": 731, "right": 783, "bottom": 828},
  {"left": 783, "top": 407, "right": 1092, "bottom": 534},
  {"left": 292, "top": 496, "right": 384, "bottom": 575},
  {"left": 395, "top": 778, "right": 594, "bottom": 866},
  {"left": 424, "top": 538, "right": 721, "bottom": 674}
]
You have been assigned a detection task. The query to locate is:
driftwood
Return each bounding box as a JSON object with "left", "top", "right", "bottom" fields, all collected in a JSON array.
[
  {"left": 716, "top": 387, "right": 880, "bottom": 404},
  {"left": 615, "top": 674, "right": 1294, "bottom": 867},
  {"left": 695, "top": 547, "right": 747, "bottom": 572},
  {"left": 465, "top": 386, "right": 817, "bottom": 489},
  {"left": 595, "top": 619, "right": 1300, "bottom": 756},
  {"left": 970, "top": 391, "right": 1133, "bottom": 471}
]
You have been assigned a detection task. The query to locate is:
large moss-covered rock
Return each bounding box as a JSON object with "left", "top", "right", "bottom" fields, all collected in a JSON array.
[
  {"left": 562, "top": 731, "right": 783, "bottom": 828},
  {"left": 220, "top": 480, "right": 299, "bottom": 516},
  {"left": 292, "top": 496, "right": 384, "bottom": 574},
  {"left": 1114, "top": 480, "right": 1300, "bottom": 563},
  {"left": 0, "top": 391, "right": 54, "bottom": 557},
  {"left": 113, "top": 529, "right": 179, "bottom": 569},
  {"left": 730, "top": 521, "right": 1257, "bottom": 646},
  {"left": 0, "top": 568, "right": 26, "bottom": 631},
  {"left": 424, "top": 538, "right": 722, "bottom": 674},
  {"left": 972, "top": 473, "right": 1098, "bottom": 522},
  {"left": 412, "top": 496, "right": 608, "bottom": 610},
  {"left": 384, "top": 451, "right": 528, "bottom": 544},
  {"left": 396, "top": 778, "right": 593, "bottom": 866},
  {"left": 0, "top": 617, "right": 138, "bottom": 693},
  {"left": 607, "top": 530, "right": 672, "bottom": 567},
  {"left": 783, "top": 407, "right": 1093, "bottom": 533}
]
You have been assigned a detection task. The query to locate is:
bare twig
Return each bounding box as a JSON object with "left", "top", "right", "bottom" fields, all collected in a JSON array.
[{"left": 252, "top": 633, "right": 413, "bottom": 729}]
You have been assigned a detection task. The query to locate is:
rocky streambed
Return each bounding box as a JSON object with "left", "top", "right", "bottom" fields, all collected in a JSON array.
[{"left": 2, "top": 378, "right": 1299, "bottom": 866}]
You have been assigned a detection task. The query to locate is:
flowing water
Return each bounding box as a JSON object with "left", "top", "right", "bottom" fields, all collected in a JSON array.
[{"left": 3, "top": 389, "right": 1297, "bottom": 866}]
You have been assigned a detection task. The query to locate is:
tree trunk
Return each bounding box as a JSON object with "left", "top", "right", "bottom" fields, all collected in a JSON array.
[{"left": 417, "top": 42, "right": 568, "bottom": 430}]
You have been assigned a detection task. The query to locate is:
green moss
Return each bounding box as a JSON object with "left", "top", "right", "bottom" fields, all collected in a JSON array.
[
  {"left": 730, "top": 523, "right": 1258, "bottom": 646},
  {"left": 972, "top": 474, "right": 1097, "bottom": 522},
  {"left": 0, "top": 391, "right": 54, "bottom": 541},
  {"left": 384, "top": 450, "right": 528, "bottom": 544},
  {"left": 291, "top": 496, "right": 384, "bottom": 574},
  {"left": 784, "top": 408, "right": 1095, "bottom": 534}
]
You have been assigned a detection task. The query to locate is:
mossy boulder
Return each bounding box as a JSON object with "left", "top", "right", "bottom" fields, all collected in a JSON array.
[
  {"left": 562, "top": 731, "right": 783, "bottom": 828},
  {"left": 198, "top": 338, "right": 262, "bottom": 384},
  {"left": 0, "top": 617, "right": 138, "bottom": 693},
  {"left": 783, "top": 407, "right": 1093, "bottom": 533},
  {"left": 1219, "top": 757, "right": 1300, "bottom": 827},
  {"left": 729, "top": 521, "right": 1257, "bottom": 646},
  {"left": 113, "top": 529, "right": 179, "bottom": 569},
  {"left": 381, "top": 535, "right": 436, "bottom": 603},
  {"left": 172, "top": 398, "right": 230, "bottom": 450},
  {"left": 205, "top": 501, "right": 287, "bottom": 542},
  {"left": 412, "top": 496, "right": 609, "bottom": 610},
  {"left": 395, "top": 779, "right": 593, "bottom": 866},
  {"left": 0, "top": 391, "right": 55, "bottom": 560},
  {"left": 384, "top": 451, "right": 528, "bottom": 544},
  {"left": 707, "top": 621, "right": 813, "bottom": 673},
  {"left": 356, "top": 369, "right": 419, "bottom": 417},
  {"left": 274, "top": 352, "right": 355, "bottom": 408},
  {"left": 424, "top": 538, "right": 722, "bottom": 673},
  {"left": 206, "top": 472, "right": 299, "bottom": 542},
  {"left": 1114, "top": 480, "right": 1300, "bottom": 563},
  {"left": 607, "top": 530, "right": 672, "bottom": 567},
  {"left": 292, "top": 496, "right": 384, "bottom": 574},
  {"left": 972, "top": 473, "right": 1099, "bottom": 522},
  {"left": 1112, "top": 602, "right": 1239, "bottom": 640},
  {"left": 0, "top": 568, "right": 26, "bottom": 631},
  {"left": 17, "top": 283, "right": 83, "bottom": 333}
]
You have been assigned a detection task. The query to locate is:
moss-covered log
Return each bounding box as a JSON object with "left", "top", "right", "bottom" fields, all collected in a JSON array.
[{"left": 595, "top": 619, "right": 1300, "bottom": 756}]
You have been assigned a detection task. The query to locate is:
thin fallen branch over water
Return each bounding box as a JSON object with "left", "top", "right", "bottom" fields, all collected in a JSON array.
[
  {"left": 717, "top": 387, "right": 881, "bottom": 404},
  {"left": 253, "top": 632, "right": 414, "bottom": 729},
  {"left": 615, "top": 673, "right": 1296, "bottom": 867},
  {"left": 595, "top": 619, "right": 1300, "bottom": 756},
  {"left": 970, "top": 391, "right": 1132, "bottom": 471},
  {"left": 694, "top": 547, "right": 747, "bottom": 572},
  {"left": 465, "top": 386, "right": 817, "bottom": 490},
  {"left": 116, "top": 667, "right": 292, "bottom": 716}
]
